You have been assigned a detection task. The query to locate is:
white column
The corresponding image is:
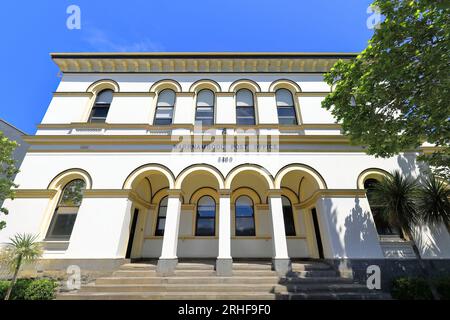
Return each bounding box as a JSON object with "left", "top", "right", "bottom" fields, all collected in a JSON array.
[
  {"left": 157, "top": 190, "right": 182, "bottom": 274},
  {"left": 268, "top": 190, "right": 291, "bottom": 275},
  {"left": 216, "top": 190, "right": 232, "bottom": 275}
]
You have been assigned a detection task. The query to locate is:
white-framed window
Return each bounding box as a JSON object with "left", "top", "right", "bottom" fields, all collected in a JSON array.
[
  {"left": 236, "top": 89, "right": 256, "bottom": 125},
  {"left": 195, "top": 89, "right": 215, "bottom": 126},
  {"left": 276, "top": 89, "right": 297, "bottom": 125},
  {"left": 154, "top": 89, "right": 175, "bottom": 125},
  {"left": 89, "top": 89, "right": 113, "bottom": 123},
  {"left": 235, "top": 195, "right": 255, "bottom": 236},
  {"left": 195, "top": 195, "right": 216, "bottom": 236}
]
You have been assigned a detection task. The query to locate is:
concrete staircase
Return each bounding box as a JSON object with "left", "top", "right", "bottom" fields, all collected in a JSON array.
[{"left": 57, "top": 260, "right": 390, "bottom": 300}]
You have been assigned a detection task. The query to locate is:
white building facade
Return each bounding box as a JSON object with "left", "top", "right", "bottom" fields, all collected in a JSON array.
[{"left": 2, "top": 53, "right": 449, "bottom": 279}]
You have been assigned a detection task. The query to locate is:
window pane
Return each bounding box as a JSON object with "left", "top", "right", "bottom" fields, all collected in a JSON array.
[
  {"left": 154, "top": 106, "right": 173, "bottom": 125},
  {"left": 95, "top": 90, "right": 114, "bottom": 104},
  {"left": 235, "top": 196, "right": 255, "bottom": 236},
  {"left": 276, "top": 89, "right": 294, "bottom": 107},
  {"left": 278, "top": 117, "right": 297, "bottom": 125},
  {"left": 59, "top": 179, "right": 86, "bottom": 207},
  {"left": 196, "top": 218, "right": 215, "bottom": 236},
  {"left": 155, "top": 107, "right": 173, "bottom": 118},
  {"left": 48, "top": 213, "right": 77, "bottom": 239},
  {"left": 158, "top": 197, "right": 168, "bottom": 217},
  {"left": 237, "top": 117, "right": 256, "bottom": 125},
  {"left": 196, "top": 107, "right": 214, "bottom": 118},
  {"left": 197, "top": 89, "right": 214, "bottom": 107},
  {"left": 154, "top": 118, "right": 172, "bottom": 125},
  {"left": 157, "top": 89, "right": 176, "bottom": 107},
  {"left": 237, "top": 106, "right": 255, "bottom": 117},
  {"left": 236, "top": 89, "right": 253, "bottom": 107},
  {"left": 282, "top": 196, "right": 296, "bottom": 236},
  {"left": 91, "top": 106, "right": 109, "bottom": 118},
  {"left": 155, "top": 218, "right": 166, "bottom": 236},
  {"left": 277, "top": 106, "right": 296, "bottom": 117},
  {"left": 236, "top": 217, "right": 255, "bottom": 236}
]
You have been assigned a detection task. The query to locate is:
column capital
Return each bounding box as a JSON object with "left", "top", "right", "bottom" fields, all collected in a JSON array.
[
  {"left": 218, "top": 189, "right": 232, "bottom": 196},
  {"left": 267, "top": 189, "right": 283, "bottom": 197},
  {"left": 167, "top": 189, "right": 184, "bottom": 197}
]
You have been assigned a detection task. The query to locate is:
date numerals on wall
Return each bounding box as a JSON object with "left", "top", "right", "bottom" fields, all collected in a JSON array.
[{"left": 218, "top": 157, "right": 233, "bottom": 163}]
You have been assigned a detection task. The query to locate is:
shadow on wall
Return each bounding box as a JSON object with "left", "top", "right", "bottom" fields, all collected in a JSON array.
[
  {"left": 396, "top": 153, "right": 430, "bottom": 177},
  {"left": 413, "top": 223, "right": 442, "bottom": 258},
  {"left": 320, "top": 197, "right": 374, "bottom": 259},
  {"left": 343, "top": 197, "right": 373, "bottom": 256}
]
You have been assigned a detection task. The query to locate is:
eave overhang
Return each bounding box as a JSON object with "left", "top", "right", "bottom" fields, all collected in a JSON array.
[{"left": 51, "top": 52, "right": 357, "bottom": 74}]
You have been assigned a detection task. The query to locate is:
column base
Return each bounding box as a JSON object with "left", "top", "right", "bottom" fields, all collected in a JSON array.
[
  {"left": 156, "top": 258, "right": 178, "bottom": 275},
  {"left": 216, "top": 258, "right": 233, "bottom": 276},
  {"left": 272, "top": 258, "right": 292, "bottom": 276}
]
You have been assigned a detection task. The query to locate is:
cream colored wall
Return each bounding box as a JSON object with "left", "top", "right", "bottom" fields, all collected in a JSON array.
[{"left": 40, "top": 74, "right": 332, "bottom": 127}]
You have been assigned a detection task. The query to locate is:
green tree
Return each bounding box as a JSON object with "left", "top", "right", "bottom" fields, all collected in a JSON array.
[
  {"left": 0, "top": 233, "right": 42, "bottom": 300},
  {"left": 322, "top": 0, "right": 450, "bottom": 180},
  {"left": 0, "top": 131, "right": 19, "bottom": 230}
]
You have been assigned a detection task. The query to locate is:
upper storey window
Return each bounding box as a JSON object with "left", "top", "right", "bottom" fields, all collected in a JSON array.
[
  {"left": 195, "top": 89, "right": 215, "bottom": 126},
  {"left": 89, "top": 89, "right": 113, "bottom": 123},
  {"left": 236, "top": 89, "right": 256, "bottom": 125},
  {"left": 154, "top": 89, "right": 176, "bottom": 125},
  {"left": 276, "top": 89, "right": 297, "bottom": 125}
]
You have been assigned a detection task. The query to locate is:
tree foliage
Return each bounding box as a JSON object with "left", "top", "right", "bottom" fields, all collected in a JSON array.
[
  {"left": 322, "top": 0, "right": 450, "bottom": 180},
  {"left": 0, "top": 131, "right": 18, "bottom": 230}
]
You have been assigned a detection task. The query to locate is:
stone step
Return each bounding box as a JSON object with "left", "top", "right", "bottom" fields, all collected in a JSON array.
[
  {"left": 81, "top": 283, "right": 277, "bottom": 293},
  {"left": 274, "top": 283, "right": 369, "bottom": 293},
  {"left": 232, "top": 262, "right": 272, "bottom": 270},
  {"left": 291, "top": 262, "right": 333, "bottom": 271},
  {"left": 287, "top": 270, "right": 339, "bottom": 278},
  {"left": 113, "top": 269, "right": 281, "bottom": 277},
  {"left": 57, "top": 290, "right": 390, "bottom": 300},
  {"left": 176, "top": 263, "right": 215, "bottom": 270},
  {"left": 119, "top": 263, "right": 156, "bottom": 270},
  {"left": 276, "top": 291, "right": 391, "bottom": 300},
  {"left": 279, "top": 276, "right": 354, "bottom": 284},
  {"left": 57, "top": 291, "right": 276, "bottom": 300},
  {"left": 96, "top": 276, "right": 280, "bottom": 285}
]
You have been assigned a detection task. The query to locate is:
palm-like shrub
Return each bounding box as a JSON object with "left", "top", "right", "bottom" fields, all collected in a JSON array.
[
  {"left": 370, "top": 170, "right": 419, "bottom": 234},
  {"left": 0, "top": 233, "right": 42, "bottom": 300},
  {"left": 416, "top": 174, "right": 450, "bottom": 227},
  {"left": 371, "top": 170, "right": 449, "bottom": 299}
]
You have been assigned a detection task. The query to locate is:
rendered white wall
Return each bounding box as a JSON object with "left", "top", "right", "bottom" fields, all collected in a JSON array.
[
  {"left": 315, "top": 196, "right": 384, "bottom": 259},
  {"left": 65, "top": 198, "right": 132, "bottom": 258},
  {"left": 107, "top": 96, "right": 154, "bottom": 124},
  {"left": 256, "top": 94, "right": 278, "bottom": 124},
  {"left": 41, "top": 96, "right": 90, "bottom": 124},
  {"left": 0, "top": 198, "right": 49, "bottom": 244},
  {"left": 299, "top": 96, "right": 336, "bottom": 124}
]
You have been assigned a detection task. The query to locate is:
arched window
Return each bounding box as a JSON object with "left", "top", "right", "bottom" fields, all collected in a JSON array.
[
  {"left": 282, "top": 196, "right": 296, "bottom": 236},
  {"left": 89, "top": 89, "right": 113, "bottom": 123},
  {"left": 236, "top": 89, "right": 256, "bottom": 125},
  {"left": 46, "top": 179, "right": 86, "bottom": 240},
  {"left": 364, "top": 179, "right": 403, "bottom": 237},
  {"left": 195, "top": 196, "right": 216, "bottom": 236},
  {"left": 155, "top": 196, "right": 168, "bottom": 236},
  {"left": 195, "top": 89, "right": 215, "bottom": 126},
  {"left": 154, "top": 89, "right": 175, "bottom": 125},
  {"left": 276, "top": 89, "right": 297, "bottom": 125},
  {"left": 235, "top": 195, "right": 255, "bottom": 236}
]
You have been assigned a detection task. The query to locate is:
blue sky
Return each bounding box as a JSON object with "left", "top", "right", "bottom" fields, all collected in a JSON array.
[{"left": 0, "top": 0, "right": 374, "bottom": 134}]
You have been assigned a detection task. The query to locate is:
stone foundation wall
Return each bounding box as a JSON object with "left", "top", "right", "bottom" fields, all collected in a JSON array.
[{"left": 326, "top": 258, "right": 450, "bottom": 292}]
